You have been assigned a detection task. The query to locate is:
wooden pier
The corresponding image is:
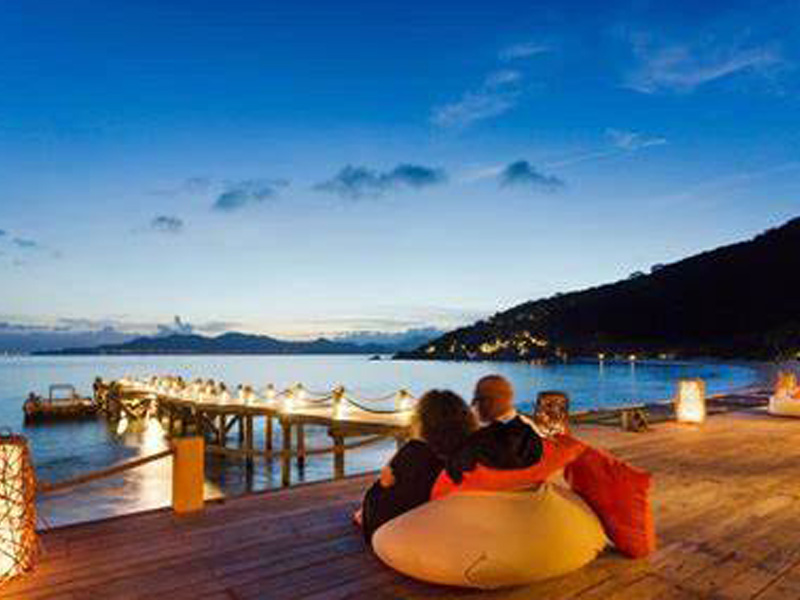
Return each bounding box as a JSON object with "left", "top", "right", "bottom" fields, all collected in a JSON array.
[
  {"left": 106, "top": 378, "right": 413, "bottom": 487},
  {"left": 8, "top": 408, "right": 800, "bottom": 599}
]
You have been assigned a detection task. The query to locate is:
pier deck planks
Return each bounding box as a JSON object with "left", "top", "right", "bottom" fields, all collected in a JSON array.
[{"left": 6, "top": 410, "right": 800, "bottom": 599}]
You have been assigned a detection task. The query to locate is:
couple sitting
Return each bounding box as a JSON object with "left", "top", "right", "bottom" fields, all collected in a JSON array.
[{"left": 358, "top": 375, "right": 545, "bottom": 543}]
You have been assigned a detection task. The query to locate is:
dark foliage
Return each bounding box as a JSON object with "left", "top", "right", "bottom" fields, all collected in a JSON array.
[{"left": 399, "top": 217, "right": 800, "bottom": 361}]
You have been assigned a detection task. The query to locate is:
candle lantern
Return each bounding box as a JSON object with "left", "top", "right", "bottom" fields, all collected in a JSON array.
[
  {"left": 396, "top": 390, "right": 414, "bottom": 412},
  {"left": 0, "top": 432, "right": 37, "bottom": 585},
  {"left": 332, "top": 386, "right": 346, "bottom": 419},
  {"left": 533, "top": 391, "right": 570, "bottom": 436},
  {"left": 675, "top": 378, "right": 706, "bottom": 424},
  {"left": 775, "top": 372, "right": 798, "bottom": 398}
]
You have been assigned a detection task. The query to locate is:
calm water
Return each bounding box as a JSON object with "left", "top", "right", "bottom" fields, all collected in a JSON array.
[{"left": 0, "top": 354, "right": 758, "bottom": 526}]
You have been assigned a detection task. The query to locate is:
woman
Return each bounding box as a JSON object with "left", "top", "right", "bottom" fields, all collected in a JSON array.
[{"left": 358, "top": 389, "right": 476, "bottom": 543}]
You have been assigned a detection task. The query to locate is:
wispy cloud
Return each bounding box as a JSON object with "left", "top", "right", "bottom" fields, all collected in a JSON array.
[
  {"left": 150, "top": 176, "right": 212, "bottom": 197},
  {"left": 12, "top": 237, "right": 39, "bottom": 250},
  {"left": 431, "top": 90, "right": 520, "bottom": 129},
  {"left": 626, "top": 34, "right": 783, "bottom": 94},
  {"left": 500, "top": 42, "right": 549, "bottom": 61},
  {"left": 213, "top": 179, "right": 289, "bottom": 212},
  {"left": 150, "top": 215, "right": 184, "bottom": 234},
  {"left": 499, "top": 161, "right": 565, "bottom": 192},
  {"left": 314, "top": 164, "right": 447, "bottom": 199},
  {"left": 432, "top": 52, "right": 529, "bottom": 129},
  {"left": 606, "top": 128, "right": 667, "bottom": 151},
  {"left": 484, "top": 69, "right": 522, "bottom": 88}
]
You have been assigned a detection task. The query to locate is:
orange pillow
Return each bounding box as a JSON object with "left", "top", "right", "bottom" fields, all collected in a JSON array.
[
  {"left": 564, "top": 446, "right": 655, "bottom": 558},
  {"left": 431, "top": 434, "right": 587, "bottom": 500}
]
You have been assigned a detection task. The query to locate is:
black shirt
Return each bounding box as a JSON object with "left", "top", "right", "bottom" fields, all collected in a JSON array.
[
  {"left": 446, "top": 416, "right": 544, "bottom": 483},
  {"left": 361, "top": 440, "right": 443, "bottom": 543}
]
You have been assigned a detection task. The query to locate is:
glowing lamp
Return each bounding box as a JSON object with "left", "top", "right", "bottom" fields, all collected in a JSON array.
[
  {"left": 282, "top": 389, "right": 295, "bottom": 413},
  {"left": 332, "top": 386, "right": 346, "bottom": 420},
  {"left": 294, "top": 384, "right": 307, "bottom": 404},
  {"left": 396, "top": 390, "right": 414, "bottom": 412},
  {"left": 263, "top": 384, "right": 277, "bottom": 405},
  {"left": 0, "top": 432, "right": 37, "bottom": 585},
  {"left": 775, "top": 372, "right": 798, "bottom": 398},
  {"left": 675, "top": 378, "right": 706, "bottom": 424}
]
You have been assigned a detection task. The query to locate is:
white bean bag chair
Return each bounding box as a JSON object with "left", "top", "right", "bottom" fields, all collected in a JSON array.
[
  {"left": 372, "top": 485, "right": 606, "bottom": 589},
  {"left": 769, "top": 395, "right": 800, "bottom": 417}
]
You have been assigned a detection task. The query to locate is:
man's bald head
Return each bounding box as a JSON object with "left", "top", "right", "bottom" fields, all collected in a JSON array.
[{"left": 473, "top": 375, "right": 514, "bottom": 423}]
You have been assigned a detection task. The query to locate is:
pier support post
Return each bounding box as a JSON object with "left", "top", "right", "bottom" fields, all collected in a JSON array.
[
  {"left": 296, "top": 424, "right": 306, "bottom": 469},
  {"left": 217, "top": 414, "right": 226, "bottom": 447},
  {"left": 332, "top": 433, "right": 345, "bottom": 479},
  {"left": 172, "top": 437, "right": 205, "bottom": 514},
  {"left": 245, "top": 415, "right": 254, "bottom": 471},
  {"left": 281, "top": 419, "right": 292, "bottom": 487},
  {"left": 264, "top": 416, "right": 273, "bottom": 453}
]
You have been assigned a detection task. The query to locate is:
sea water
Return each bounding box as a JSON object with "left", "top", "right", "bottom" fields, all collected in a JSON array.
[{"left": 0, "top": 354, "right": 757, "bottom": 526}]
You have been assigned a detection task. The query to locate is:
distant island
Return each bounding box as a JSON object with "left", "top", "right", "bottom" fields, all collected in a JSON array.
[
  {"left": 398, "top": 216, "right": 800, "bottom": 362},
  {"left": 35, "top": 332, "right": 390, "bottom": 356}
]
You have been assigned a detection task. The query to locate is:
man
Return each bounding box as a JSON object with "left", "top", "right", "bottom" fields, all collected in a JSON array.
[{"left": 446, "top": 375, "right": 544, "bottom": 483}]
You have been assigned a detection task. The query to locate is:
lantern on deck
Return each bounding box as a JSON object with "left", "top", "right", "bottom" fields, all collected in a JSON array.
[
  {"left": 675, "top": 378, "right": 706, "bottom": 424},
  {"left": 775, "top": 372, "right": 798, "bottom": 399},
  {"left": 332, "top": 386, "right": 346, "bottom": 420},
  {"left": 0, "top": 432, "right": 37, "bottom": 585}
]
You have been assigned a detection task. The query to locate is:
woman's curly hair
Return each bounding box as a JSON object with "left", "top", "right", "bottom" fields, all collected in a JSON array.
[{"left": 414, "top": 389, "right": 477, "bottom": 458}]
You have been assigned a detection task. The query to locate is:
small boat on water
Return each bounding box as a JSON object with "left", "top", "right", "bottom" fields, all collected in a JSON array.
[{"left": 23, "top": 384, "right": 98, "bottom": 422}]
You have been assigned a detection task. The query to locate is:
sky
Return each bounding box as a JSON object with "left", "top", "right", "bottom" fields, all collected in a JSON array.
[{"left": 0, "top": 0, "right": 798, "bottom": 340}]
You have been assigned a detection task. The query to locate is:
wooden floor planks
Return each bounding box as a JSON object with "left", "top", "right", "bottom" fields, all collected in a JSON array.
[{"left": 5, "top": 410, "right": 800, "bottom": 599}]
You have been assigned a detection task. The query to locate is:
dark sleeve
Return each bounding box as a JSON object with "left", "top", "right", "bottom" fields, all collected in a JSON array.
[
  {"left": 361, "top": 441, "right": 442, "bottom": 544},
  {"left": 446, "top": 418, "right": 543, "bottom": 483}
]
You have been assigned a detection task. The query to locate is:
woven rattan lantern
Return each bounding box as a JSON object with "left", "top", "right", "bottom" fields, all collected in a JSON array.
[
  {"left": 675, "top": 378, "right": 706, "bottom": 424},
  {"left": 0, "top": 431, "right": 37, "bottom": 585},
  {"left": 775, "top": 372, "right": 798, "bottom": 398}
]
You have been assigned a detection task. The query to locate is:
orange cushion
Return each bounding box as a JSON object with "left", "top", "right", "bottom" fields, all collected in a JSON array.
[
  {"left": 431, "top": 434, "right": 587, "bottom": 500},
  {"left": 564, "top": 446, "right": 655, "bottom": 558}
]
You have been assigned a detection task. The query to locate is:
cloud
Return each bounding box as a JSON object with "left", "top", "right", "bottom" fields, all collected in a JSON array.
[
  {"left": 606, "top": 128, "right": 667, "bottom": 151},
  {"left": 314, "top": 164, "right": 447, "bottom": 199},
  {"left": 150, "top": 215, "right": 184, "bottom": 234},
  {"left": 500, "top": 42, "right": 549, "bottom": 61},
  {"left": 150, "top": 176, "right": 212, "bottom": 197},
  {"left": 213, "top": 179, "right": 289, "bottom": 212},
  {"left": 12, "top": 238, "right": 38, "bottom": 250},
  {"left": 0, "top": 229, "right": 6, "bottom": 237},
  {"left": 499, "top": 161, "right": 565, "bottom": 191},
  {"left": 626, "top": 36, "right": 783, "bottom": 94},
  {"left": 431, "top": 89, "right": 520, "bottom": 129},
  {"left": 484, "top": 69, "right": 522, "bottom": 88}
]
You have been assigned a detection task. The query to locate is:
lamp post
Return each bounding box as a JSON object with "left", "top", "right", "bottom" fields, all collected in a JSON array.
[
  {"left": 675, "top": 378, "right": 706, "bottom": 424},
  {"left": 0, "top": 432, "right": 37, "bottom": 585}
]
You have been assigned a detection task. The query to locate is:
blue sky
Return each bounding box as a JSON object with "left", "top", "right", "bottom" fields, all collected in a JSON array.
[{"left": 0, "top": 0, "right": 798, "bottom": 339}]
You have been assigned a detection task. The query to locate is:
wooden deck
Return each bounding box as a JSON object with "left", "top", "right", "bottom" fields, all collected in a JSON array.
[{"left": 7, "top": 409, "right": 800, "bottom": 599}]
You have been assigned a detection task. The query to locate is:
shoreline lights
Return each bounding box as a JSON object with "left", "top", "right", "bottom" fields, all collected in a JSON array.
[
  {"left": 0, "top": 432, "right": 37, "bottom": 586},
  {"left": 675, "top": 378, "right": 706, "bottom": 424}
]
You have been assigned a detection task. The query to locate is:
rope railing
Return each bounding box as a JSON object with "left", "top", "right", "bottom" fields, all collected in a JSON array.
[
  {"left": 116, "top": 376, "right": 418, "bottom": 416},
  {"left": 37, "top": 449, "right": 174, "bottom": 495}
]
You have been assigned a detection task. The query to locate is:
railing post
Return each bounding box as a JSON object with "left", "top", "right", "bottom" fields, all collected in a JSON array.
[{"left": 172, "top": 437, "right": 204, "bottom": 515}]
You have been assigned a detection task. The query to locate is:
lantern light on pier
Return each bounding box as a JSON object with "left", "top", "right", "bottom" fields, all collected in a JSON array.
[
  {"left": 332, "top": 386, "right": 346, "bottom": 420},
  {"left": 263, "top": 384, "right": 277, "bottom": 406},
  {"left": 396, "top": 390, "right": 414, "bottom": 412},
  {"left": 675, "top": 378, "right": 706, "bottom": 424},
  {"left": 0, "top": 432, "right": 37, "bottom": 585}
]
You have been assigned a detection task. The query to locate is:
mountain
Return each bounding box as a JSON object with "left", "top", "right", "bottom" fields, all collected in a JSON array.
[
  {"left": 398, "top": 217, "right": 800, "bottom": 361},
  {"left": 36, "top": 332, "right": 389, "bottom": 356},
  {"left": 333, "top": 327, "right": 445, "bottom": 352}
]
